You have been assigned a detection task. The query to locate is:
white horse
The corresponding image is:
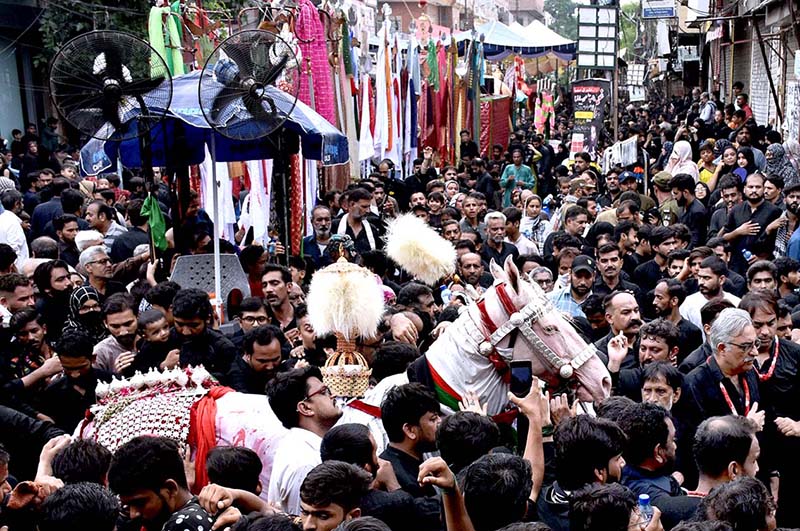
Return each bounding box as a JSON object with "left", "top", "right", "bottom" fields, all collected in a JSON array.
[
  {"left": 339, "top": 256, "right": 612, "bottom": 452},
  {"left": 78, "top": 257, "right": 611, "bottom": 491}
]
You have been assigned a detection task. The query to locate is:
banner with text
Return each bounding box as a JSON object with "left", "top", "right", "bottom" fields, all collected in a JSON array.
[{"left": 570, "top": 78, "right": 611, "bottom": 160}]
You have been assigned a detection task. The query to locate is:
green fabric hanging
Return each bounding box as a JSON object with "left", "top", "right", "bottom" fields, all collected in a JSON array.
[
  {"left": 142, "top": 194, "right": 168, "bottom": 251},
  {"left": 427, "top": 40, "right": 439, "bottom": 91},
  {"left": 341, "top": 19, "right": 354, "bottom": 77}
]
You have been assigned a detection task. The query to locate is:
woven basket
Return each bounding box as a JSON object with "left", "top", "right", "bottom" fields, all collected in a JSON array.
[{"left": 322, "top": 333, "right": 372, "bottom": 398}]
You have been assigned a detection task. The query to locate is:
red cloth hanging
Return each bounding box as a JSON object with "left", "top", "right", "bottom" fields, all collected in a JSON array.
[
  {"left": 187, "top": 386, "right": 233, "bottom": 492},
  {"left": 289, "top": 154, "right": 303, "bottom": 255}
]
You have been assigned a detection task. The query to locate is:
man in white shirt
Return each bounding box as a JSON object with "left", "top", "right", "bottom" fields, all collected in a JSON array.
[
  {"left": 503, "top": 206, "right": 540, "bottom": 256},
  {"left": 0, "top": 190, "right": 29, "bottom": 272},
  {"left": 680, "top": 256, "right": 741, "bottom": 334},
  {"left": 266, "top": 366, "right": 342, "bottom": 515}
]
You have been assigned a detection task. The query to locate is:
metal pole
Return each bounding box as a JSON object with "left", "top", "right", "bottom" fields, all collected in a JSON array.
[
  {"left": 753, "top": 16, "right": 783, "bottom": 123},
  {"left": 210, "top": 133, "right": 223, "bottom": 323}
]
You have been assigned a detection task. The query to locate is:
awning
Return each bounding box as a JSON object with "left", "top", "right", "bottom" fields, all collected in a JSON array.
[
  {"left": 80, "top": 70, "right": 349, "bottom": 175},
  {"left": 453, "top": 20, "right": 576, "bottom": 61}
]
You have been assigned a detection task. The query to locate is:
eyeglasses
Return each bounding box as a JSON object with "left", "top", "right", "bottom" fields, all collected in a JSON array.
[
  {"left": 88, "top": 258, "right": 112, "bottom": 266},
  {"left": 728, "top": 339, "right": 761, "bottom": 352},
  {"left": 303, "top": 385, "right": 331, "bottom": 402},
  {"left": 240, "top": 316, "right": 269, "bottom": 325}
]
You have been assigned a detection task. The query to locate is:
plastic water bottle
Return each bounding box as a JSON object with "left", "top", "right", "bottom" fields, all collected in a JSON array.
[
  {"left": 440, "top": 284, "right": 452, "bottom": 306},
  {"left": 742, "top": 249, "right": 754, "bottom": 262},
  {"left": 267, "top": 238, "right": 277, "bottom": 255},
  {"left": 638, "top": 494, "right": 654, "bottom": 524}
]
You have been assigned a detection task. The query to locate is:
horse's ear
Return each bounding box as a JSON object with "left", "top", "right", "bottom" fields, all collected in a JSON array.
[
  {"left": 489, "top": 259, "right": 507, "bottom": 281},
  {"left": 504, "top": 255, "right": 521, "bottom": 293}
]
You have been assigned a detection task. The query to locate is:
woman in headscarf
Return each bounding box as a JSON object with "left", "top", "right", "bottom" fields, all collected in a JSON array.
[
  {"left": 655, "top": 141, "right": 674, "bottom": 171},
  {"left": 733, "top": 147, "right": 758, "bottom": 182},
  {"left": 63, "top": 286, "right": 108, "bottom": 345},
  {"left": 664, "top": 140, "right": 700, "bottom": 181},
  {"left": 766, "top": 143, "right": 800, "bottom": 189},
  {"left": 784, "top": 139, "right": 800, "bottom": 172}
]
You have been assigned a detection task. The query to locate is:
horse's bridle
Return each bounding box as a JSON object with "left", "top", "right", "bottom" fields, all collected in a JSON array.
[{"left": 476, "top": 282, "right": 597, "bottom": 380}]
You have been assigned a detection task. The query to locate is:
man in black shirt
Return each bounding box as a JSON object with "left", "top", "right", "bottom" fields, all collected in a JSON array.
[
  {"left": 481, "top": 211, "right": 519, "bottom": 266},
  {"left": 652, "top": 279, "right": 703, "bottom": 360},
  {"left": 171, "top": 288, "right": 237, "bottom": 382},
  {"left": 670, "top": 174, "right": 707, "bottom": 248},
  {"left": 739, "top": 291, "right": 800, "bottom": 526},
  {"left": 675, "top": 308, "right": 764, "bottom": 480},
  {"left": 594, "top": 291, "right": 642, "bottom": 369},
  {"left": 633, "top": 226, "right": 678, "bottom": 294},
  {"left": 722, "top": 172, "right": 782, "bottom": 276},
  {"left": 459, "top": 130, "right": 480, "bottom": 160},
  {"left": 40, "top": 329, "right": 112, "bottom": 432},
  {"left": 536, "top": 415, "right": 626, "bottom": 531},
  {"left": 593, "top": 244, "right": 640, "bottom": 301},
  {"left": 320, "top": 423, "right": 441, "bottom": 531},
  {"left": 109, "top": 198, "right": 150, "bottom": 263},
  {"left": 379, "top": 384, "right": 441, "bottom": 499},
  {"left": 227, "top": 325, "right": 284, "bottom": 394},
  {"left": 108, "top": 436, "right": 221, "bottom": 531},
  {"left": 656, "top": 415, "right": 760, "bottom": 530}
]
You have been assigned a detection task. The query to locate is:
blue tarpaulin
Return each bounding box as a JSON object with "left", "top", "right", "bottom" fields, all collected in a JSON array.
[{"left": 80, "top": 70, "right": 349, "bottom": 175}]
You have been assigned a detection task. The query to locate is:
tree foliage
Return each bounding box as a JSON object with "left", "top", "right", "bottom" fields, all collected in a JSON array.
[
  {"left": 37, "top": 0, "right": 152, "bottom": 72},
  {"left": 544, "top": 0, "right": 577, "bottom": 41}
]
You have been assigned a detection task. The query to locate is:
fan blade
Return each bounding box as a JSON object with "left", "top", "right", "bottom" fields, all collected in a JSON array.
[
  {"left": 122, "top": 75, "right": 167, "bottom": 107},
  {"left": 101, "top": 97, "right": 124, "bottom": 130},
  {"left": 210, "top": 85, "right": 245, "bottom": 121},
  {"left": 242, "top": 94, "right": 270, "bottom": 122},
  {"left": 221, "top": 42, "right": 253, "bottom": 76},
  {"left": 258, "top": 53, "right": 289, "bottom": 87}
]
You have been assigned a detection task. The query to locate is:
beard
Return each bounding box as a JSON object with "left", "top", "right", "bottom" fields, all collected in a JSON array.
[
  {"left": 115, "top": 333, "right": 137, "bottom": 349},
  {"left": 787, "top": 202, "right": 800, "bottom": 216},
  {"left": 746, "top": 193, "right": 763, "bottom": 204},
  {"left": 316, "top": 227, "right": 331, "bottom": 239}
]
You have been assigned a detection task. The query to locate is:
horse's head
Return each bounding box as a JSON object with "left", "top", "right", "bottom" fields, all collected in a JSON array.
[{"left": 483, "top": 256, "right": 611, "bottom": 403}]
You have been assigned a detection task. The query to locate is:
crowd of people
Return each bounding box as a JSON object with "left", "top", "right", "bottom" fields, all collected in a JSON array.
[{"left": 1, "top": 80, "right": 800, "bottom": 531}]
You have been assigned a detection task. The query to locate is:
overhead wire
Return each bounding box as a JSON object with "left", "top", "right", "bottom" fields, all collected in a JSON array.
[{"left": 0, "top": 8, "right": 45, "bottom": 60}]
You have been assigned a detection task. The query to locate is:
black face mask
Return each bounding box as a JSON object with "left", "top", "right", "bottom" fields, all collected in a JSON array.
[
  {"left": 68, "top": 369, "right": 96, "bottom": 390},
  {"left": 79, "top": 311, "right": 104, "bottom": 329}
]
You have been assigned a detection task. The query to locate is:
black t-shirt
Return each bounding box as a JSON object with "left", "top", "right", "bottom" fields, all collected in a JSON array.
[
  {"left": 162, "top": 497, "right": 214, "bottom": 531},
  {"left": 632, "top": 259, "right": 667, "bottom": 294}
]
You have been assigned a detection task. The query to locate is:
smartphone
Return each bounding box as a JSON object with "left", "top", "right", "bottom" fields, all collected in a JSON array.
[{"left": 510, "top": 361, "right": 533, "bottom": 398}]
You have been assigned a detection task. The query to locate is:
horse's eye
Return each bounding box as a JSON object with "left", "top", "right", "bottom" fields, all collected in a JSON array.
[{"left": 542, "top": 325, "right": 558, "bottom": 334}]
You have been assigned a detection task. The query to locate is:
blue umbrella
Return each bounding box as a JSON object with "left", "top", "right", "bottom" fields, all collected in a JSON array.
[{"left": 80, "top": 70, "right": 349, "bottom": 174}]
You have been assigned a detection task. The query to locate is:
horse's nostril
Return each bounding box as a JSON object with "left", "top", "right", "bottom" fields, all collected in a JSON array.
[{"left": 601, "top": 375, "right": 613, "bottom": 396}]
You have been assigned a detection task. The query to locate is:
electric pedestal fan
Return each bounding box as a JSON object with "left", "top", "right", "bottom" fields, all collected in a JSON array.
[
  {"left": 48, "top": 30, "right": 173, "bottom": 176},
  {"left": 49, "top": 30, "right": 173, "bottom": 260},
  {"left": 198, "top": 29, "right": 301, "bottom": 317}
]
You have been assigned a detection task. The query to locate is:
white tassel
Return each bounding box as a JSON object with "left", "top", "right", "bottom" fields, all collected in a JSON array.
[
  {"left": 307, "top": 262, "right": 385, "bottom": 341},
  {"left": 385, "top": 214, "right": 456, "bottom": 286}
]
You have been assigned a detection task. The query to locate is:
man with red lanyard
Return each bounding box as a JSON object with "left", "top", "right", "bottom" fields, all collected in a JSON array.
[
  {"left": 656, "top": 415, "right": 760, "bottom": 530},
  {"left": 739, "top": 291, "right": 800, "bottom": 527},
  {"left": 673, "top": 308, "right": 764, "bottom": 488}
]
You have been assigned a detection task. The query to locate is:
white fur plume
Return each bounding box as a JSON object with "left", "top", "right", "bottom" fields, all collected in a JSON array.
[
  {"left": 385, "top": 214, "right": 456, "bottom": 286},
  {"left": 307, "top": 261, "right": 385, "bottom": 340}
]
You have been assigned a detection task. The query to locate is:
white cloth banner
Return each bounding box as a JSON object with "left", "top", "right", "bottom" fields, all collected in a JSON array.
[
  {"left": 242, "top": 160, "right": 273, "bottom": 246},
  {"left": 200, "top": 148, "right": 237, "bottom": 243}
]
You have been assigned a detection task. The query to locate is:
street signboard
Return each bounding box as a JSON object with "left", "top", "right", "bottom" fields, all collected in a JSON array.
[{"left": 642, "top": 0, "right": 677, "bottom": 19}]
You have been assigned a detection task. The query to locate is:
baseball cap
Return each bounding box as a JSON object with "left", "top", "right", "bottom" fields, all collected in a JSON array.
[
  {"left": 652, "top": 171, "right": 673, "bottom": 191},
  {"left": 619, "top": 171, "right": 638, "bottom": 183},
  {"left": 572, "top": 255, "right": 596, "bottom": 275}
]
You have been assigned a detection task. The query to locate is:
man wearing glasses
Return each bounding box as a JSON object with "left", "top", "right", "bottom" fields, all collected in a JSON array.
[
  {"left": 78, "top": 245, "right": 126, "bottom": 301},
  {"left": 266, "top": 366, "right": 342, "bottom": 515},
  {"left": 228, "top": 324, "right": 285, "bottom": 394},
  {"left": 676, "top": 308, "right": 764, "bottom": 463}
]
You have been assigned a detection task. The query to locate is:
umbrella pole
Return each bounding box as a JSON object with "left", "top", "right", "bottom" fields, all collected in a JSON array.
[{"left": 210, "top": 132, "right": 223, "bottom": 323}]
